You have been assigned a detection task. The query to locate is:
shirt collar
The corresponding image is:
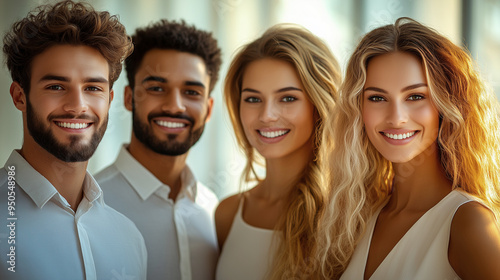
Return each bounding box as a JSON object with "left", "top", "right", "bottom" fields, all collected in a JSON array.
[
  {"left": 4, "top": 150, "right": 102, "bottom": 208},
  {"left": 82, "top": 172, "right": 103, "bottom": 204},
  {"left": 114, "top": 144, "right": 198, "bottom": 202},
  {"left": 178, "top": 164, "right": 197, "bottom": 202}
]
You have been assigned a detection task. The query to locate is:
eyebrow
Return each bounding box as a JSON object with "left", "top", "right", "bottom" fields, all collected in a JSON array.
[
  {"left": 241, "top": 86, "right": 303, "bottom": 94},
  {"left": 142, "top": 76, "right": 166, "bottom": 83},
  {"left": 185, "top": 81, "right": 206, "bottom": 89},
  {"left": 142, "top": 76, "right": 206, "bottom": 89},
  {"left": 363, "top": 83, "right": 427, "bottom": 94},
  {"left": 39, "top": 74, "right": 108, "bottom": 84}
]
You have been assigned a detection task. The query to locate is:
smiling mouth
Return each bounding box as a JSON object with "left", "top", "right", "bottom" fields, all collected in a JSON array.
[
  {"left": 258, "top": 129, "right": 290, "bottom": 138},
  {"left": 381, "top": 131, "right": 418, "bottom": 140},
  {"left": 55, "top": 121, "right": 91, "bottom": 129},
  {"left": 155, "top": 120, "right": 187, "bottom": 128}
]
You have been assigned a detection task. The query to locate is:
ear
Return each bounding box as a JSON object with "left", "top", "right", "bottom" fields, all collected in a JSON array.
[
  {"left": 109, "top": 88, "right": 115, "bottom": 103},
  {"left": 205, "top": 97, "right": 214, "bottom": 123},
  {"left": 10, "top": 82, "right": 27, "bottom": 112},
  {"left": 124, "top": 85, "right": 133, "bottom": 112}
]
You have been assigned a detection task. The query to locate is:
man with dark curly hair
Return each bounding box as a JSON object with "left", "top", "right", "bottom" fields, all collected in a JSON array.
[
  {"left": 0, "top": 1, "right": 146, "bottom": 279},
  {"left": 96, "top": 19, "right": 222, "bottom": 280}
]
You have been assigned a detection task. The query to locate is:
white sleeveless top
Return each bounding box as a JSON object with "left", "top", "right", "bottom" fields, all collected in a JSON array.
[
  {"left": 341, "top": 190, "right": 476, "bottom": 280},
  {"left": 216, "top": 197, "right": 277, "bottom": 280}
]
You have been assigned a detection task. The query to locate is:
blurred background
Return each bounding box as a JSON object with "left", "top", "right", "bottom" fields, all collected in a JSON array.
[{"left": 1, "top": 0, "right": 499, "bottom": 199}]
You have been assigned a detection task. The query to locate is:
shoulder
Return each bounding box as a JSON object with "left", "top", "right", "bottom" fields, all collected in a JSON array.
[
  {"left": 99, "top": 201, "right": 143, "bottom": 236},
  {"left": 193, "top": 182, "right": 219, "bottom": 215},
  {"left": 196, "top": 182, "right": 219, "bottom": 203},
  {"left": 215, "top": 193, "right": 243, "bottom": 249},
  {"left": 452, "top": 201, "right": 497, "bottom": 232},
  {"left": 449, "top": 201, "right": 500, "bottom": 279},
  {"left": 215, "top": 193, "right": 242, "bottom": 222},
  {"left": 93, "top": 163, "right": 119, "bottom": 183}
]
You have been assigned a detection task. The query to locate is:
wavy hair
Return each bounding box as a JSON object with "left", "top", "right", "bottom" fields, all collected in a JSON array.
[
  {"left": 317, "top": 17, "right": 500, "bottom": 279},
  {"left": 3, "top": 0, "right": 132, "bottom": 92},
  {"left": 224, "top": 24, "right": 341, "bottom": 279}
]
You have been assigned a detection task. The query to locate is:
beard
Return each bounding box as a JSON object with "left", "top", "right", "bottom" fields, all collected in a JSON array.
[
  {"left": 132, "top": 108, "right": 206, "bottom": 156},
  {"left": 26, "top": 99, "right": 108, "bottom": 162}
]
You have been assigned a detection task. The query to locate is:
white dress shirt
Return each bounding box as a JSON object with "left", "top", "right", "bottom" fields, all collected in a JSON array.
[
  {"left": 0, "top": 150, "right": 147, "bottom": 280},
  {"left": 95, "top": 145, "right": 219, "bottom": 280}
]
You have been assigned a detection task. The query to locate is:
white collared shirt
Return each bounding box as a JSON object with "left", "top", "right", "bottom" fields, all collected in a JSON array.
[
  {"left": 0, "top": 150, "right": 147, "bottom": 280},
  {"left": 95, "top": 145, "right": 219, "bottom": 280}
]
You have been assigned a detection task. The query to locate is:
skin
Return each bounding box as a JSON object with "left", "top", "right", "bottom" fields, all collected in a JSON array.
[
  {"left": 124, "top": 49, "right": 213, "bottom": 200},
  {"left": 10, "top": 45, "right": 113, "bottom": 211},
  {"left": 361, "top": 51, "right": 500, "bottom": 280},
  {"left": 215, "top": 58, "right": 315, "bottom": 249}
]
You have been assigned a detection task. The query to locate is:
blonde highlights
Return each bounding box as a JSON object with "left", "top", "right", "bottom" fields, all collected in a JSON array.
[
  {"left": 318, "top": 17, "right": 500, "bottom": 278},
  {"left": 224, "top": 24, "right": 341, "bottom": 279}
]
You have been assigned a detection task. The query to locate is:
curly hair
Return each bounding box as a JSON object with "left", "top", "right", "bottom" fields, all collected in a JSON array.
[
  {"left": 224, "top": 23, "right": 341, "bottom": 279},
  {"left": 125, "top": 19, "right": 222, "bottom": 93},
  {"left": 317, "top": 17, "right": 500, "bottom": 278},
  {"left": 2, "top": 0, "right": 132, "bottom": 92}
]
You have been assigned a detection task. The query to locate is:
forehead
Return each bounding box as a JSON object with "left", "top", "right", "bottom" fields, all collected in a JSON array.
[
  {"left": 242, "top": 58, "right": 303, "bottom": 90},
  {"left": 135, "top": 49, "right": 209, "bottom": 83},
  {"left": 365, "top": 51, "right": 426, "bottom": 89},
  {"left": 30, "top": 45, "right": 109, "bottom": 82}
]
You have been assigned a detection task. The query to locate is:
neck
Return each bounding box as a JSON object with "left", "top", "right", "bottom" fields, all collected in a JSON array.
[
  {"left": 388, "top": 142, "right": 453, "bottom": 212},
  {"left": 255, "top": 139, "right": 313, "bottom": 202},
  {"left": 21, "top": 135, "right": 87, "bottom": 212},
  {"left": 128, "top": 134, "right": 187, "bottom": 200}
]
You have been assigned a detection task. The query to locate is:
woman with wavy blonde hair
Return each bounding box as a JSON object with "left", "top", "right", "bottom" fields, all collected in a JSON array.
[
  {"left": 318, "top": 17, "right": 500, "bottom": 279},
  {"left": 215, "top": 24, "right": 341, "bottom": 279}
]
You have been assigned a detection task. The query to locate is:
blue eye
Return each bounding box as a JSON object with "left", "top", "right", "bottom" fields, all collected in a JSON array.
[
  {"left": 368, "top": 95, "right": 385, "bottom": 102},
  {"left": 244, "top": 97, "right": 261, "bottom": 103}
]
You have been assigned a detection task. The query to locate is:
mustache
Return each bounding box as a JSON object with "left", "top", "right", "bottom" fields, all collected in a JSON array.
[
  {"left": 47, "top": 113, "right": 98, "bottom": 122},
  {"left": 147, "top": 112, "right": 195, "bottom": 125}
]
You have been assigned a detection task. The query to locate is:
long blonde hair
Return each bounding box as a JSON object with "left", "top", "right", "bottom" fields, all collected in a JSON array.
[
  {"left": 224, "top": 24, "right": 341, "bottom": 279},
  {"left": 318, "top": 17, "right": 500, "bottom": 278}
]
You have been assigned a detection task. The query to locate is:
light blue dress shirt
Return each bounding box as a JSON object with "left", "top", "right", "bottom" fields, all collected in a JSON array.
[
  {"left": 0, "top": 150, "right": 147, "bottom": 280},
  {"left": 96, "top": 145, "right": 219, "bottom": 280}
]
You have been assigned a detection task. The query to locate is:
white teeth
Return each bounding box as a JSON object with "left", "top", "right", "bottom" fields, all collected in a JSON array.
[
  {"left": 259, "top": 130, "right": 289, "bottom": 138},
  {"left": 56, "top": 122, "right": 89, "bottom": 129},
  {"left": 384, "top": 131, "right": 416, "bottom": 140},
  {"left": 156, "top": 120, "right": 186, "bottom": 128}
]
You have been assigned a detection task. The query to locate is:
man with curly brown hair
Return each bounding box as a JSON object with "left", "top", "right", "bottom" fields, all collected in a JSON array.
[
  {"left": 0, "top": 1, "right": 146, "bottom": 279},
  {"left": 96, "top": 19, "right": 222, "bottom": 280}
]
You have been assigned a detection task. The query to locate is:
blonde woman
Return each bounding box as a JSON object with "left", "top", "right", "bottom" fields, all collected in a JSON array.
[
  {"left": 215, "top": 24, "right": 341, "bottom": 279},
  {"left": 318, "top": 17, "right": 500, "bottom": 279}
]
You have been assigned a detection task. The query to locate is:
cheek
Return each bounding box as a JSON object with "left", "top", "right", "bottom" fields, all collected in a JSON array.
[
  {"left": 417, "top": 105, "right": 440, "bottom": 135},
  {"left": 296, "top": 106, "right": 315, "bottom": 135},
  {"left": 362, "top": 105, "right": 378, "bottom": 132},
  {"left": 134, "top": 97, "right": 159, "bottom": 116},
  {"left": 31, "top": 95, "right": 63, "bottom": 117},
  {"left": 283, "top": 100, "right": 315, "bottom": 128},
  {"left": 90, "top": 96, "right": 111, "bottom": 112},
  {"left": 131, "top": 87, "right": 149, "bottom": 105},
  {"left": 239, "top": 105, "right": 254, "bottom": 133},
  {"left": 189, "top": 100, "right": 208, "bottom": 119}
]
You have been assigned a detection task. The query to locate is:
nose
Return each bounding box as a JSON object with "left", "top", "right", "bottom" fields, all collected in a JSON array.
[
  {"left": 259, "top": 100, "right": 279, "bottom": 123},
  {"left": 386, "top": 100, "right": 408, "bottom": 126},
  {"left": 161, "top": 88, "right": 186, "bottom": 114},
  {"left": 63, "top": 89, "right": 88, "bottom": 114}
]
